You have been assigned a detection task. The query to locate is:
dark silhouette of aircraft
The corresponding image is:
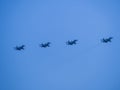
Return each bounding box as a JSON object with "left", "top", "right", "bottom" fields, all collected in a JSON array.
[
  {"left": 14, "top": 45, "right": 25, "bottom": 51},
  {"left": 101, "top": 37, "right": 113, "bottom": 43},
  {"left": 66, "top": 39, "right": 78, "bottom": 45},
  {"left": 40, "top": 42, "right": 51, "bottom": 48}
]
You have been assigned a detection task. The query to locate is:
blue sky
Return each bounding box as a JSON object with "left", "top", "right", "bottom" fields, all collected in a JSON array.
[{"left": 0, "top": 0, "right": 120, "bottom": 90}]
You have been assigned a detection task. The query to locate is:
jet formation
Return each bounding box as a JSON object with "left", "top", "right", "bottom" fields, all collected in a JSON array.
[
  {"left": 14, "top": 37, "right": 113, "bottom": 51},
  {"left": 101, "top": 37, "right": 113, "bottom": 43},
  {"left": 14, "top": 45, "right": 25, "bottom": 51}
]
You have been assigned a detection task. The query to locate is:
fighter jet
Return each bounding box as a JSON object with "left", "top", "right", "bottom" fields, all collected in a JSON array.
[
  {"left": 40, "top": 42, "right": 51, "bottom": 48},
  {"left": 66, "top": 39, "right": 78, "bottom": 45},
  {"left": 14, "top": 45, "right": 25, "bottom": 51},
  {"left": 101, "top": 37, "right": 113, "bottom": 43}
]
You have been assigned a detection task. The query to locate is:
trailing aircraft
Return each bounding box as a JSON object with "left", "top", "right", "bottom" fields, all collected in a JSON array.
[
  {"left": 66, "top": 39, "right": 78, "bottom": 45},
  {"left": 101, "top": 37, "right": 113, "bottom": 43},
  {"left": 14, "top": 45, "right": 25, "bottom": 51},
  {"left": 40, "top": 42, "right": 51, "bottom": 48}
]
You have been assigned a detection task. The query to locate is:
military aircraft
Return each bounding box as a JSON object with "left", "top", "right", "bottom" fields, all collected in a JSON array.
[
  {"left": 14, "top": 45, "right": 25, "bottom": 51},
  {"left": 40, "top": 42, "right": 51, "bottom": 48},
  {"left": 101, "top": 37, "right": 113, "bottom": 43},
  {"left": 66, "top": 39, "right": 78, "bottom": 45}
]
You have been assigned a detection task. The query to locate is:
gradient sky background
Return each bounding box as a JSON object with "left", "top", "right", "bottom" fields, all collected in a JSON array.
[{"left": 0, "top": 0, "right": 120, "bottom": 90}]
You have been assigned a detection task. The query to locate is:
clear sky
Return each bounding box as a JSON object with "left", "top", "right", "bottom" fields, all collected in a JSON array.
[{"left": 0, "top": 0, "right": 120, "bottom": 90}]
